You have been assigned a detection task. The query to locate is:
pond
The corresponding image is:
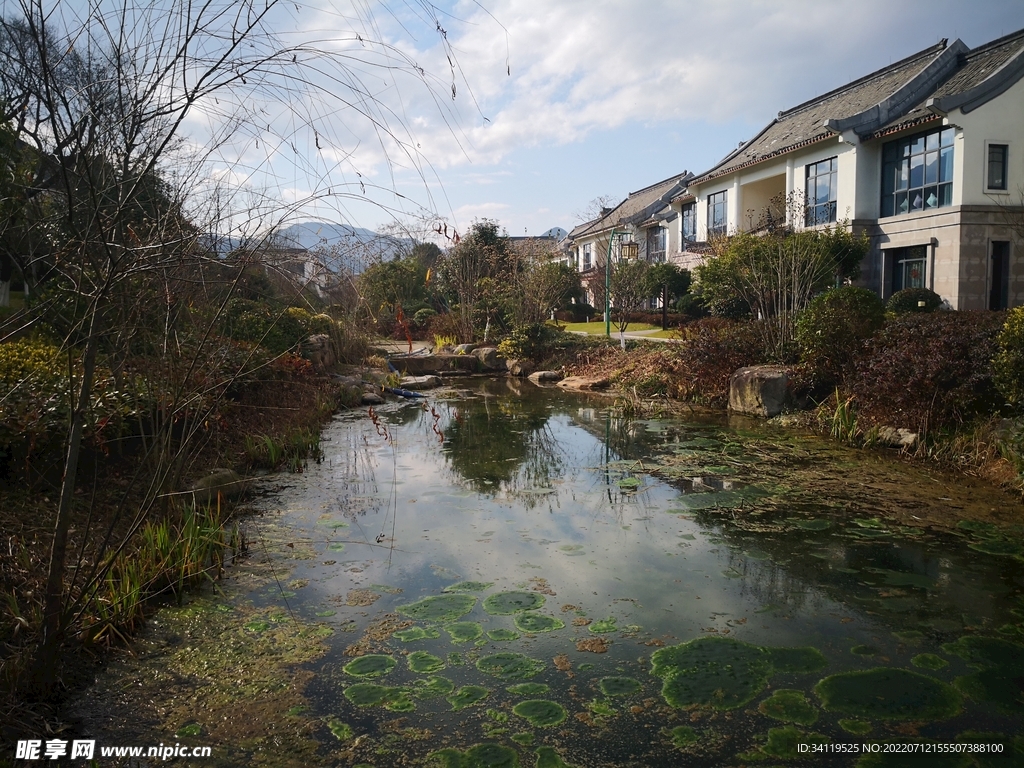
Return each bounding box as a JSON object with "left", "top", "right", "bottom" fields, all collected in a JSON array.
[{"left": 73, "top": 378, "right": 1024, "bottom": 766}]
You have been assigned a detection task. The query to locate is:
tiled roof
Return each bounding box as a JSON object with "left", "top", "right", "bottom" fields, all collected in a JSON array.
[{"left": 574, "top": 173, "right": 690, "bottom": 238}]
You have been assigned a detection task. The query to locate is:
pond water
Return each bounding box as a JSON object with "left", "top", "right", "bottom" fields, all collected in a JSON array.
[{"left": 74, "top": 378, "right": 1024, "bottom": 767}]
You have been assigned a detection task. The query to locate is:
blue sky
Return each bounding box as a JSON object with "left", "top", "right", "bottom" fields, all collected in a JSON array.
[{"left": 169, "top": 0, "right": 1024, "bottom": 241}]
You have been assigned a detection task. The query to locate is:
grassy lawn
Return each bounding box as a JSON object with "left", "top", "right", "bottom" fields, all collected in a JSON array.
[{"left": 555, "top": 320, "right": 660, "bottom": 334}]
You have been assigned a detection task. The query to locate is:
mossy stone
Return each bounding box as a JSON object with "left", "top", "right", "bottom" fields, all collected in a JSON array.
[
  {"left": 343, "top": 683, "right": 413, "bottom": 711},
  {"left": 483, "top": 591, "right": 545, "bottom": 615},
  {"left": 513, "top": 613, "right": 564, "bottom": 633},
  {"left": 652, "top": 636, "right": 772, "bottom": 710},
  {"left": 507, "top": 682, "right": 549, "bottom": 697},
  {"left": 599, "top": 676, "right": 642, "bottom": 697},
  {"left": 765, "top": 646, "right": 827, "bottom": 673},
  {"left": 512, "top": 699, "right": 567, "bottom": 727},
  {"left": 397, "top": 594, "right": 476, "bottom": 622},
  {"left": 535, "top": 746, "right": 576, "bottom": 768},
  {"left": 444, "top": 581, "right": 494, "bottom": 592},
  {"left": 488, "top": 629, "right": 520, "bottom": 642},
  {"left": 428, "top": 743, "right": 519, "bottom": 767},
  {"left": 477, "top": 652, "right": 545, "bottom": 680},
  {"left": 758, "top": 689, "right": 818, "bottom": 725},
  {"left": 815, "top": 668, "right": 962, "bottom": 721},
  {"left": 448, "top": 685, "right": 490, "bottom": 711},
  {"left": 445, "top": 621, "right": 484, "bottom": 643},
  {"left": 408, "top": 651, "right": 445, "bottom": 674},
  {"left": 839, "top": 719, "right": 872, "bottom": 735},
  {"left": 412, "top": 675, "right": 455, "bottom": 699},
  {"left": 911, "top": 653, "right": 948, "bottom": 670},
  {"left": 589, "top": 617, "right": 617, "bottom": 634},
  {"left": 394, "top": 626, "right": 440, "bottom": 642},
  {"left": 343, "top": 654, "right": 396, "bottom": 678}
]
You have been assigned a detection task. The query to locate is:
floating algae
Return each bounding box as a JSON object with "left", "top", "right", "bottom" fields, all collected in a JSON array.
[
  {"left": 244, "top": 619, "right": 271, "bottom": 633},
  {"left": 968, "top": 538, "right": 1024, "bottom": 558},
  {"left": 762, "top": 726, "right": 829, "bottom": 759},
  {"left": 507, "top": 683, "right": 550, "bottom": 697},
  {"left": 397, "top": 594, "right": 476, "bottom": 622},
  {"left": 599, "top": 677, "right": 642, "bottom": 696},
  {"left": 408, "top": 651, "right": 445, "bottom": 674},
  {"left": 651, "top": 637, "right": 772, "bottom": 710},
  {"left": 589, "top": 617, "right": 618, "bottom": 634},
  {"left": 788, "top": 519, "right": 832, "bottom": 531},
  {"left": 430, "top": 744, "right": 519, "bottom": 768},
  {"left": 535, "top": 745, "right": 577, "bottom": 768},
  {"left": 488, "top": 629, "right": 520, "bottom": 642},
  {"left": 586, "top": 699, "right": 615, "bottom": 718},
  {"left": 513, "top": 613, "right": 564, "bottom": 633},
  {"left": 894, "top": 630, "right": 925, "bottom": 645},
  {"left": 175, "top": 723, "right": 201, "bottom": 737},
  {"left": 327, "top": 542, "right": 346, "bottom": 552},
  {"left": 343, "top": 654, "right": 396, "bottom": 678},
  {"left": 839, "top": 719, "right": 872, "bottom": 735},
  {"left": 617, "top": 477, "right": 641, "bottom": 490},
  {"left": 511, "top": 733, "right": 533, "bottom": 746},
  {"left": 444, "top": 581, "right": 494, "bottom": 592},
  {"left": 944, "top": 638, "right": 1024, "bottom": 713},
  {"left": 911, "top": 653, "right": 949, "bottom": 670},
  {"left": 943, "top": 635, "right": 1024, "bottom": 668},
  {"left": 758, "top": 689, "right": 818, "bottom": 725},
  {"left": 447, "top": 685, "right": 490, "bottom": 711},
  {"left": 764, "top": 646, "right": 828, "bottom": 673},
  {"left": 814, "top": 668, "right": 962, "bottom": 720},
  {"left": 512, "top": 699, "right": 567, "bottom": 727},
  {"left": 326, "top": 718, "right": 353, "bottom": 741},
  {"left": 412, "top": 676, "right": 455, "bottom": 699},
  {"left": 477, "top": 653, "right": 545, "bottom": 680},
  {"left": 343, "top": 683, "right": 413, "bottom": 712},
  {"left": 394, "top": 626, "right": 440, "bottom": 642},
  {"left": 445, "top": 621, "right": 484, "bottom": 643},
  {"left": 666, "top": 725, "right": 699, "bottom": 748},
  {"left": 483, "top": 591, "right": 545, "bottom": 615},
  {"left": 851, "top": 645, "right": 879, "bottom": 656}
]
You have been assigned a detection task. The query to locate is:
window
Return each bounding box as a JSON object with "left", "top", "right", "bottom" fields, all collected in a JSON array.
[
  {"left": 988, "top": 144, "right": 1008, "bottom": 191},
  {"left": 891, "top": 245, "right": 927, "bottom": 293},
  {"left": 805, "top": 157, "right": 837, "bottom": 226},
  {"left": 707, "top": 191, "right": 727, "bottom": 236},
  {"left": 583, "top": 243, "right": 592, "bottom": 271},
  {"left": 881, "top": 126, "right": 954, "bottom": 217},
  {"left": 647, "top": 227, "right": 666, "bottom": 262},
  {"left": 681, "top": 203, "right": 696, "bottom": 243},
  {"left": 990, "top": 241, "right": 1010, "bottom": 310}
]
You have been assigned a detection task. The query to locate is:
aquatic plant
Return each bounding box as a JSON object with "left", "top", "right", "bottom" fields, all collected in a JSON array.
[
  {"left": 814, "top": 668, "right": 962, "bottom": 720},
  {"left": 447, "top": 685, "right": 490, "bottom": 711},
  {"left": 428, "top": 743, "right": 519, "bottom": 767},
  {"left": 483, "top": 591, "right": 545, "bottom": 615},
  {"left": 943, "top": 635, "right": 1024, "bottom": 668},
  {"left": 488, "top": 629, "right": 520, "bottom": 642},
  {"left": 396, "top": 593, "right": 476, "bottom": 622},
  {"left": 513, "top": 613, "right": 564, "bottom": 633},
  {"left": 762, "top": 726, "right": 829, "bottom": 759},
  {"left": 507, "top": 683, "right": 549, "bottom": 697},
  {"left": 412, "top": 676, "right": 455, "bottom": 699},
  {"left": 758, "top": 689, "right": 818, "bottom": 725},
  {"left": 764, "top": 646, "right": 827, "bottom": 673},
  {"left": 839, "top": 719, "right": 872, "bottom": 735},
  {"left": 788, "top": 518, "right": 832, "bottom": 531},
  {"left": 445, "top": 621, "right": 484, "bottom": 643},
  {"left": 651, "top": 637, "right": 772, "bottom": 710},
  {"left": 851, "top": 645, "right": 879, "bottom": 656},
  {"left": 666, "top": 725, "right": 698, "bottom": 749},
  {"left": 477, "top": 653, "right": 545, "bottom": 680},
  {"left": 343, "top": 683, "right": 414, "bottom": 712},
  {"left": 408, "top": 651, "right": 445, "bottom": 674},
  {"left": 589, "top": 617, "right": 617, "bottom": 634},
  {"left": 444, "top": 581, "right": 494, "bottom": 592},
  {"left": 327, "top": 718, "right": 353, "bottom": 741},
  {"left": 512, "top": 699, "right": 567, "bottom": 727},
  {"left": 598, "top": 677, "right": 641, "bottom": 697},
  {"left": 343, "top": 654, "right": 396, "bottom": 678},
  {"left": 911, "top": 653, "right": 948, "bottom": 670},
  {"left": 394, "top": 626, "right": 441, "bottom": 642},
  {"left": 535, "top": 746, "right": 576, "bottom": 768}
]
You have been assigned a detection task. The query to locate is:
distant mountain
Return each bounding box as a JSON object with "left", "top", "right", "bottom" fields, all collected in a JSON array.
[{"left": 542, "top": 227, "right": 568, "bottom": 240}]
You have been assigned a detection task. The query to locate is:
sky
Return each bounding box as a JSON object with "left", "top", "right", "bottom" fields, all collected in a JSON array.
[{"left": 162, "top": 0, "right": 1024, "bottom": 240}]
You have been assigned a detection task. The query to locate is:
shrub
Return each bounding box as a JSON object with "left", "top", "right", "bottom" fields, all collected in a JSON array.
[
  {"left": 670, "top": 319, "right": 765, "bottom": 405},
  {"left": 222, "top": 298, "right": 307, "bottom": 353},
  {"left": 796, "top": 286, "right": 885, "bottom": 387},
  {"left": 993, "top": 306, "right": 1024, "bottom": 408},
  {"left": 852, "top": 311, "right": 1005, "bottom": 433},
  {"left": 413, "top": 307, "right": 437, "bottom": 326},
  {"left": 497, "top": 323, "right": 564, "bottom": 361},
  {"left": 886, "top": 287, "right": 943, "bottom": 314}
]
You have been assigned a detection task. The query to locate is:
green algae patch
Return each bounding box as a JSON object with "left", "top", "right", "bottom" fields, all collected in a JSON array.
[
  {"left": 244, "top": 619, "right": 271, "bottom": 633},
  {"left": 943, "top": 635, "right": 1024, "bottom": 669},
  {"left": 394, "top": 626, "right": 440, "bottom": 642},
  {"left": 483, "top": 591, "right": 545, "bottom": 615},
  {"left": 814, "top": 668, "right": 962, "bottom": 721},
  {"left": 408, "top": 651, "right": 445, "bottom": 674},
  {"left": 477, "top": 653, "right": 545, "bottom": 680},
  {"left": 851, "top": 645, "right": 879, "bottom": 656},
  {"left": 343, "top": 683, "right": 413, "bottom": 712},
  {"left": 666, "top": 725, "right": 698, "bottom": 748},
  {"left": 327, "top": 542, "right": 346, "bottom": 552},
  {"left": 839, "top": 719, "right": 872, "bottom": 735},
  {"left": 444, "top": 581, "right": 494, "bottom": 592},
  {"left": 512, "top": 699, "right": 566, "bottom": 727},
  {"left": 587, "top": 699, "right": 615, "bottom": 718},
  {"left": 968, "top": 538, "right": 1024, "bottom": 557},
  {"left": 535, "top": 746, "right": 576, "bottom": 768},
  {"left": 511, "top": 733, "right": 533, "bottom": 746},
  {"left": 763, "top": 726, "right": 829, "bottom": 759},
  {"left": 599, "top": 676, "right": 641, "bottom": 697},
  {"left": 894, "top": 630, "right": 924, "bottom": 645},
  {"left": 397, "top": 594, "right": 476, "bottom": 622},
  {"left": 507, "top": 682, "right": 549, "bottom": 697},
  {"left": 764, "top": 646, "right": 827, "bottom": 674},
  {"left": 411, "top": 675, "right": 455, "bottom": 699},
  {"left": 758, "top": 689, "right": 818, "bottom": 725},
  {"left": 343, "top": 654, "right": 396, "bottom": 678},
  {"left": 954, "top": 668, "right": 1024, "bottom": 714},
  {"left": 589, "top": 617, "right": 617, "bottom": 634},
  {"left": 448, "top": 685, "right": 490, "bottom": 711},
  {"left": 617, "top": 477, "right": 641, "bottom": 490},
  {"left": 428, "top": 743, "right": 519, "bottom": 768},
  {"left": 911, "top": 653, "right": 948, "bottom": 670},
  {"left": 651, "top": 636, "right": 771, "bottom": 710},
  {"left": 488, "top": 629, "right": 520, "bottom": 642},
  {"left": 327, "top": 718, "right": 353, "bottom": 741},
  {"left": 445, "top": 621, "right": 484, "bottom": 643},
  {"left": 513, "top": 613, "right": 564, "bottom": 633},
  {"left": 175, "top": 722, "right": 202, "bottom": 737}
]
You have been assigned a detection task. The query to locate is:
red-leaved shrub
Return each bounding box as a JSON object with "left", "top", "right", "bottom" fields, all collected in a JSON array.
[{"left": 670, "top": 318, "right": 765, "bottom": 405}]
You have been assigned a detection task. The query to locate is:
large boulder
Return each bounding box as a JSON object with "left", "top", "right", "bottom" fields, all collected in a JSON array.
[
  {"left": 190, "top": 468, "right": 248, "bottom": 504},
  {"left": 473, "top": 347, "right": 505, "bottom": 371},
  {"left": 557, "top": 375, "right": 610, "bottom": 391},
  {"left": 507, "top": 358, "right": 534, "bottom": 377},
  {"left": 302, "top": 334, "right": 335, "bottom": 371},
  {"left": 876, "top": 426, "right": 919, "bottom": 450},
  {"left": 399, "top": 375, "right": 442, "bottom": 390},
  {"left": 728, "top": 365, "right": 790, "bottom": 418},
  {"left": 453, "top": 343, "right": 477, "bottom": 355},
  {"left": 528, "top": 370, "right": 562, "bottom": 384}
]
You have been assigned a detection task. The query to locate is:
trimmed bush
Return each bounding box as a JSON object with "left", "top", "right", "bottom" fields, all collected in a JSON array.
[
  {"left": 852, "top": 311, "right": 1005, "bottom": 433},
  {"left": 413, "top": 307, "right": 437, "bottom": 327},
  {"left": 993, "top": 306, "right": 1024, "bottom": 408},
  {"left": 886, "top": 287, "right": 942, "bottom": 314},
  {"left": 497, "top": 323, "right": 564, "bottom": 361},
  {"left": 796, "top": 287, "right": 885, "bottom": 387}
]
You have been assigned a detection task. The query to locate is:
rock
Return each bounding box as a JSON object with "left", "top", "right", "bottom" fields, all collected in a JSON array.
[
  {"left": 557, "top": 375, "right": 610, "bottom": 391},
  {"left": 399, "top": 375, "right": 442, "bottom": 390},
  {"left": 190, "top": 468, "right": 248, "bottom": 504},
  {"left": 507, "top": 359, "right": 534, "bottom": 377},
  {"left": 528, "top": 370, "right": 562, "bottom": 384},
  {"left": 876, "top": 426, "right": 919, "bottom": 450},
  {"left": 361, "top": 392, "right": 385, "bottom": 405},
  {"left": 472, "top": 346, "right": 504, "bottom": 371},
  {"left": 728, "top": 365, "right": 790, "bottom": 418},
  {"left": 302, "top": 334, "right": 335, "bottom": 371},
  {"left": 453, "top": 343, "right": 477, "bottom": 355}
]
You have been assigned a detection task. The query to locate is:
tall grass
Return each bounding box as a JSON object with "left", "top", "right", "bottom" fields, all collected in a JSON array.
[{"left": 244, "top": 427, "right": 323, "bottom": 472}]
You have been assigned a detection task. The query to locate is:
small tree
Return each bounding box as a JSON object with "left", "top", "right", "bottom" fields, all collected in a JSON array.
[
  {"left": 610, "top": 258, "right": 654, "bottom": 349},
  {"left": 648, "top": 262, "right": 691, "bottom": 329}
]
